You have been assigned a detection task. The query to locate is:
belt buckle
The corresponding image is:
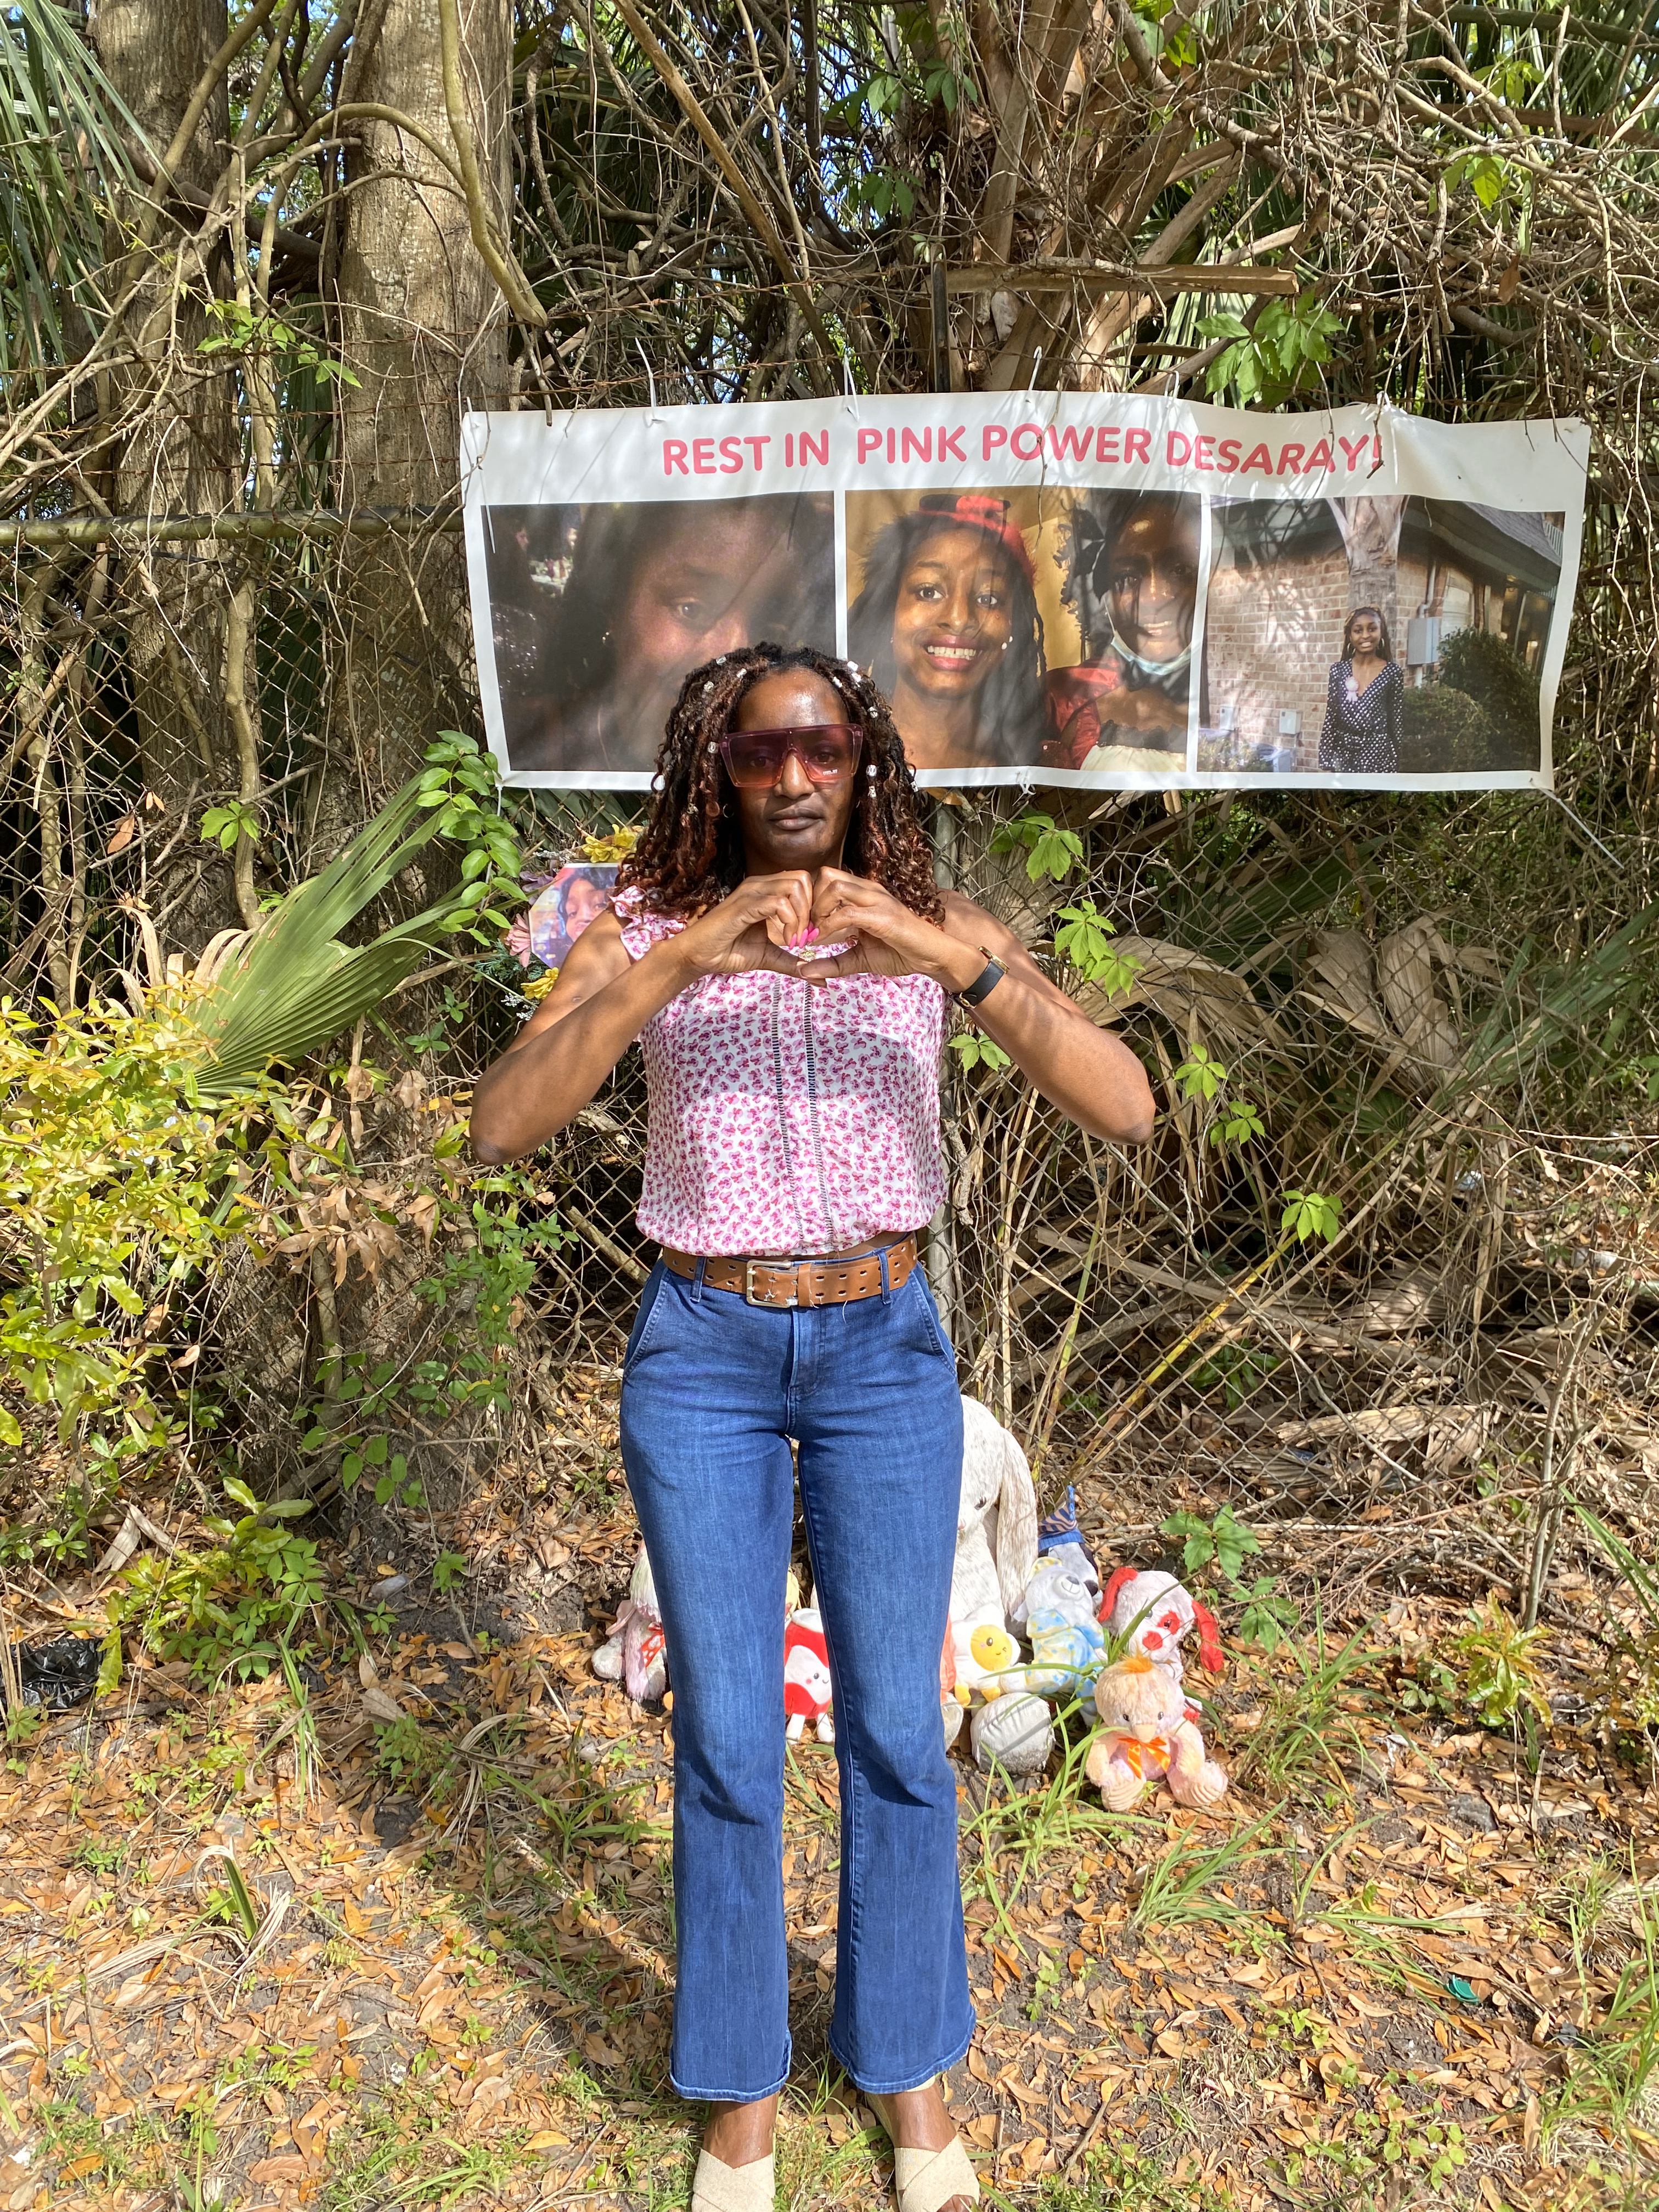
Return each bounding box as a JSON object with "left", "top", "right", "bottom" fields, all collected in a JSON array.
[{"left": 744, "top": 1260, "right": 797, "bottom": 1308}]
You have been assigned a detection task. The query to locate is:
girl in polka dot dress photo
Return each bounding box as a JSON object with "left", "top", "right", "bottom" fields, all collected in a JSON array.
[{"left": 1318, "top": 604, "right": 1405, "bottom": 772}]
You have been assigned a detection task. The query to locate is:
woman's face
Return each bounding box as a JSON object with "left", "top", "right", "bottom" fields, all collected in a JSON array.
[
  {"left": 617, "top": 509, "right": 787, "bottom": 706},
  {"left": 730, "top": 669, "right": 860, "bottom": 877},
  {"left": 889, "top": 524, "right": 1017, "bottom": 700},
  {"left": 1348, "top": 612, "right": 1384, "bottom": 658},
  {"left": 1105, "top": 505, "right": 1200, "bottom": 664},
  {"left": 561, "top": 876, "right": 608, "bottom": 940}
]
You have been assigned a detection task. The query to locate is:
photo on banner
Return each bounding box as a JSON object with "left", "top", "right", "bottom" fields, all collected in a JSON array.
[
  {"left": 843, "top": 486, "right": 1203, "bottom": 778},
  {"left": 480, "top": 494, "right": 836, "bottom": 775},
  {"left": 1198, "top": 495, "right": 1565, "bottom": 777}
]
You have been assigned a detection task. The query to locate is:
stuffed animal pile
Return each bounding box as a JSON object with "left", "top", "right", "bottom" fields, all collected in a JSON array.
[
  {"left": 591, "top": 1397, "right": 1232, "bottom": 1813},
  {"left": 941, "top": 1402, "right": 1231, "bottom": 1805}
]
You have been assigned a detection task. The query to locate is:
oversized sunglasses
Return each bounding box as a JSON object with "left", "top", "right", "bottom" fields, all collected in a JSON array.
[{"left": 718, "top": 724, "right": 865, "bottom": 789}]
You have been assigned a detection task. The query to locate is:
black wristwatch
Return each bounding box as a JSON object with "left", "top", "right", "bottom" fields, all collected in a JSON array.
[{"left": 954, "top": 950, "right": 1007, "bottom": 1008}]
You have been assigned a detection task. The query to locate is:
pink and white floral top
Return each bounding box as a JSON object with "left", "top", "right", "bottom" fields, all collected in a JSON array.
[{"left": 614, "top": 892, "right": 947, "bottom": 1256}]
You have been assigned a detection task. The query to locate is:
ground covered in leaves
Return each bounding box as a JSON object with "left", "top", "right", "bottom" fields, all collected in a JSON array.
[{"left": 4, "top": 1482, "right": 1656, "bottom": 2212}]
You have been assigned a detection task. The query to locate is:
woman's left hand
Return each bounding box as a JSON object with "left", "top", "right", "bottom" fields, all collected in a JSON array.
[{"left": 802, "top": 869, "right": 980, "bottom": 991}]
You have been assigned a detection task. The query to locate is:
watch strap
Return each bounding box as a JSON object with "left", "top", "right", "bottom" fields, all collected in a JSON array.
[{"left": 955, "top": 950, "right": 1007, "bottom": 1008}]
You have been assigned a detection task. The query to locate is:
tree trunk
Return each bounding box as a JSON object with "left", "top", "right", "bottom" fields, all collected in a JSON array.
[
  {"left": 1332, "top": 497, "right": 1408, "bottom": 647},
  {"left": 91, "top": 0, "right": 242, "bottom": 945},
  {"left": 328, "top": 0, "right": 514, "bottom": 834}
]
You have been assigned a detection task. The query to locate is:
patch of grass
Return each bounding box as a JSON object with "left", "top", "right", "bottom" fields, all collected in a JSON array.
[
  {"left": 1039, "top": 2141, "right": 1239, "bottom": 2211},
  {"left": 1544, "top": 1863, "right": 1659, "bottom": 2182},
  {"left": 960, "top": 1707, "right": 1153, "bottom": 1941},
  {"left": 1274, "top": 2087, "right": 1470, "bottom": 2198},
  {"left": 1308, "top": 1891, "right": 1480, "bottom": 2004},
  {"left": 1131, "top": 1805, "right": 1278, "bottom": 1932},
  {"left": 1234, "top": 1614, "right": 1373, "bottom": 1802},
  {"left": 320, "top": 2086, "right": 533, "bottom": 2211}
]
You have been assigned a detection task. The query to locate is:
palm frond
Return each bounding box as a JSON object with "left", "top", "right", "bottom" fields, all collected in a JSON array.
[
  {"left": 190, "top": 780, "right": 466, "bottom": 1096},
  {"left": 0, "top": 0, "right": 149, "bottom": 380}
]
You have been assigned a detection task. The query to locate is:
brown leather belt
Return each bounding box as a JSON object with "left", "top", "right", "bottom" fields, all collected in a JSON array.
[{"left": 661, "top": 1234, "right": 917, "bottom": 1310}]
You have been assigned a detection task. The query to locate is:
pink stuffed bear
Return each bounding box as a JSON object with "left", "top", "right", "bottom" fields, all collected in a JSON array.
[
  {"left": 1086, "top": 1653, "right": 1227, "bottom": 1811},
  {"left": 1099, "top": 1566, "right": 1223, "bottom": 1685},
  {"left": 784, "top": 1607, "right": 834, "bottom": 1743}
]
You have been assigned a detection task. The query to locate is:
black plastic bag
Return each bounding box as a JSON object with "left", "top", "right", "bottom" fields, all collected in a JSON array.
[{"left": 7, "top": 1638, "right": 102, "bottom": 1710}]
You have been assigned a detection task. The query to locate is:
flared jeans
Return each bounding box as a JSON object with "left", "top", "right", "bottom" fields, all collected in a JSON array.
[{"left": 619, "top": 1252, "right": 974, "bottom": 2101}]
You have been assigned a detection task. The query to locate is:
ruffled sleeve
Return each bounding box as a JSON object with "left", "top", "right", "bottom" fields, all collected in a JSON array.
[{"left": 611, "top": 887, "right": 686, "bottom": 963}]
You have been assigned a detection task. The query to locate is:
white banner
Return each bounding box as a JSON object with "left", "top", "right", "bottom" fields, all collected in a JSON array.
[{"left": 461, "top": 395, "right": 1588, "bottom": 793}]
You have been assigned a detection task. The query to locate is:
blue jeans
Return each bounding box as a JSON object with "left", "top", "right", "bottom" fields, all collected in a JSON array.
[{"left": 619, "top": 1254, "right": 973, "bottom": 2102}]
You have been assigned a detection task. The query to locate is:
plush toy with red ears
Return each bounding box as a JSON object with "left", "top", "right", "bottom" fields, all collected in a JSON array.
[
  {"left": 1099, "top": 1567, "right": 1223, "bottom": 1684},
  {"left": 783, "top": 1606, "right": 834, "bottom": 1743}
]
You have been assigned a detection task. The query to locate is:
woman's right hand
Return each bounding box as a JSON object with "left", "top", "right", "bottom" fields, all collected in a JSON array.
[{"left": 675, "top": 872, "right": 816, "bottom": 978}]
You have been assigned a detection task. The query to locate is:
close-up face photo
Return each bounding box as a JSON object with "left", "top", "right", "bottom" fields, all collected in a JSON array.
[
  {"left": 845, "top": 488, "right": 1056, "bottom": 775},
  {"left": 482, "top": 493, "right": 837, "bottom": 776},
  {"left": 1071, "top": 493, "right": 1203, "bottom": 668},
  {"left": 619, "top": 506, "right": 801, "bottom": 707},
  {"left": 889, "top": 523, "right": 1017, "bottom": 701},
  {"left": 1099, "top": 503, "right": 1201, "bottom": 665}
]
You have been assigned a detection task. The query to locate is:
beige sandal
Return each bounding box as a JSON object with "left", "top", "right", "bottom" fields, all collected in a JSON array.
[
  {"left": 868, "top": 2095, "right": 980, "bottom": 2212},
  {"left": 691, "top": 2148, "right": 775, "bottom": 2212}
]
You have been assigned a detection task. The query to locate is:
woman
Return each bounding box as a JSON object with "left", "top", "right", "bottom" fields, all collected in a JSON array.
[
  {"left": 1318, "top": 606, "right": 1403, "bottom": 772},
  {"left": 1046, "top": 492, "right": 1201, "bottom": 774},
  {"left": 471, "top": 643, "right": 1154, "bottom": 2212},
  {"left": 848, "top": 493, "right": 1047, "bottom": 771}
]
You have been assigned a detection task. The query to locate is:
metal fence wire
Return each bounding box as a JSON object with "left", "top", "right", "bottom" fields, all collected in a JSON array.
[{"left": 3, "top": 503, "right": 1656, "bottom": 1630}]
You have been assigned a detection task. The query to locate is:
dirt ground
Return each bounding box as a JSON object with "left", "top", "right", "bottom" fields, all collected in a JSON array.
[{"left": 4, "top": 1449, "right": 1656, "bottom": 2212}]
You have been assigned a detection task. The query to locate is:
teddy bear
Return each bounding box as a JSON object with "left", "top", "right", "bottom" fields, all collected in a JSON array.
[
  {"left": 943, "top": 1398, "right": 1040, "bottom": 1724},
  {"left": 1085, "top": 1652, "right": 1227, "bottom": 1812},
  {"left": 1019, "top": 1606, "right": 1105, "bottom": 1699},
  {"left": 1098, "top": 1566, "right": 1223, "bottom": 1684},
  {"left": 592, "top": 1543, "right": 667, "bottom": 1703},
  {"left": 784, "top": 1606, "right": 834, "bottom": 1742}
]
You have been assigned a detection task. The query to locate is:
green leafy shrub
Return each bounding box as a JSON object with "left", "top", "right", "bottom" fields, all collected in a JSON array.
[
  {"left": 1437, "top": 625, "right": 1541, "bottom": 763},
  {"left": 299, "top": 1170, "right": 571, "bottom": 1510},
  {"left": 0, "top": 996, "right": 272, "bottom": 1457},
  {"left": 111, "top": 1477, "right": 323, "bottom": 1681},
  {"left": 1400, "top": 684, "right": 1500, "bottom": 774}
]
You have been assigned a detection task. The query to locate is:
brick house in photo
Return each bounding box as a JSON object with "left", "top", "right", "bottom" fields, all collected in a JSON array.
[{"left": 1199, "top": 495, "right": 1562, "bottom": 772}]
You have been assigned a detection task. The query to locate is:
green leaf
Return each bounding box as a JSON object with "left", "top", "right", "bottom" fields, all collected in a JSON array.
[
  {"left": 0, "top": 1406, "right": 19, "bottom": 1448},
  {"left": 1174, "top": 1051, "right": 1228, "bottom": 1103},
  {"left": 1210, "top": 1506, "right": 1261, "bottom": 1580},
  {"left": 948, "top": 1032, "right": 1012, "bottom": 1075},
  {"left": 1210, "top": 1096, "right": 1265, "bottom": 1147},
  {"left": 1280, "top": 1189, "right": 1342, "bottom": 1244}
]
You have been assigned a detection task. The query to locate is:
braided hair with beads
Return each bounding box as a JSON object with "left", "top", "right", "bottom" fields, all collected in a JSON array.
[{"left": 613, "top": 644, "right": 945, "bottom": 924}]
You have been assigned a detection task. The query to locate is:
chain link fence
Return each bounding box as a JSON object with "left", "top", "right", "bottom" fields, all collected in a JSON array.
[{"left": 3, "top": 498, "right": 1656, "bottom": 1633}]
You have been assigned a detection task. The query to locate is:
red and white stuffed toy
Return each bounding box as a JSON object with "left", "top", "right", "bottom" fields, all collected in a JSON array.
[
  {"left": 1098, "top": 1567, "right": 1223, "bottom": 1686},
  {"left": 783, "top": 1606, "right": 834, "bottom": 1743}
]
